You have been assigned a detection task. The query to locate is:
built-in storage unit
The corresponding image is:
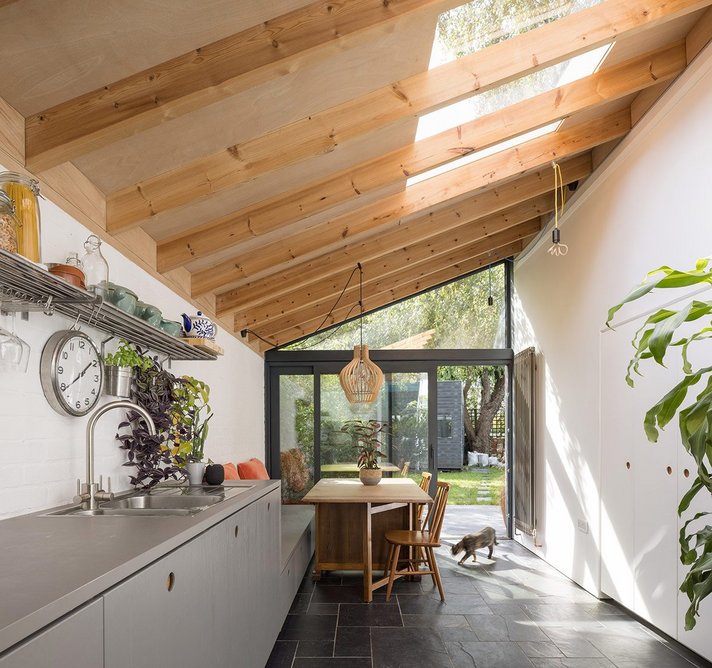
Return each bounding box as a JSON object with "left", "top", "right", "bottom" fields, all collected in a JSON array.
[
  {"left": 0, "top": 600, "right": 103, "bottom": 668},
  {"left": 279, "top": 505, "right": 315, "bottom": 620},
  {"left": 601, "top": 318, "right": 712, "bottom": 658}
]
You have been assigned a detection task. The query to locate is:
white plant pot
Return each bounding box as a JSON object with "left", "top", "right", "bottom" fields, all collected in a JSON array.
[
  {"left": 186, "top": 462, "right": 206, "bottom": 486},
  {"left": 359, "top": 468, "right": 382, "bottom": 486}
]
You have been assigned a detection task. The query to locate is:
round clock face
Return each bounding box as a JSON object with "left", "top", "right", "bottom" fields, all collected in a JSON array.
[{"left": 40, "top": 330, "right": 103, "bottom": 417}]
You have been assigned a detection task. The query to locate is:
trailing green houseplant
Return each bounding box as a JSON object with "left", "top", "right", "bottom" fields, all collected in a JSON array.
[
  {"left": 607, "top": 259, "right": 712, "bottom": 630},
  {"left": 116, "top": 347, "right": 185, "bottom": 488},
  {"left": 172, "top": 375, "right": 213, "bottom": 463}
]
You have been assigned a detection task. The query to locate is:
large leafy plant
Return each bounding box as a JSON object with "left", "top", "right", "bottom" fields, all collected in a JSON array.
[
  {"left": 341, "top": 419, "right": 388, "bottom": 469},
  {"left": 607, "top": 259, "right": 712, "bottom": 630},
  {"left": 172, "top": 375, "right": 213, "bottom": 463},
  {"left": 116, "top": 348, "right": 185, "bottom": 488}
]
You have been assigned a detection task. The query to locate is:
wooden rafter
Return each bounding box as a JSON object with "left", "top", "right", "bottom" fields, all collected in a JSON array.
[
  {"left": 236, "top": 215, "right": 542, "bottom": 333},
  {"left": 253, "top": 234, "right": 535, "bottom": 350},
  {"left": 194, "top": 108, "right": 630, "bottom": 296},
  {"left": 156, "top": 42, "right": 683, "bottom": 271},
  {"left": 106, "top": 0, "right": 708, "bottom": 232},
  {"left": 214, "top": 154, "right": 591, "bottom": 314},
  {"left": 24, "top": 0, "right": 447, "bottom": 172}
]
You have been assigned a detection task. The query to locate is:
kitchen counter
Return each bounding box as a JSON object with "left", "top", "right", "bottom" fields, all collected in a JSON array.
[{"left": 0, "top": 479, "right": 280, "bottom": 655}]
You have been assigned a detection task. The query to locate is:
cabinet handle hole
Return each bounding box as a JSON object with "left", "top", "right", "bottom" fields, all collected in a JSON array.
[
  {"left": 166, "top": 572, "right": 175, "bottom": 592},
  {"left": 684, "top": 469, "right": 690, "bottom": 478},
  {"left": 268, "top": 502, "right": 271, "bottom": 511},
  {"left": 234, "top": 525, "right": 239, "bottom": 538},
  {"left": 666, "top": 466, "right": 672, "bottom": 475},
  {"left": 626, "top": 462, "right": 631, "bottom": 469}
]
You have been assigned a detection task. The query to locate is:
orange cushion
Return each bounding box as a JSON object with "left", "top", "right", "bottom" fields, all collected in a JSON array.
[
  {"left": 237, "top": 458, "right": 270, "bottom": 480},
  {"left": 223, "top": 462, "right": 240, "bottom": 480}
]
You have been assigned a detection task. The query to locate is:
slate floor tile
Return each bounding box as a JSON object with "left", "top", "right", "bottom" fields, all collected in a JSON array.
[
  {"left": 587, "top": 635, "right": 698, "bottom": 667},
  {"left": 278, "top": 614, "right": 337, "bottom": 641},
  {"left": 290, "top": 593, "right": 311, "bottom": 614},
  {"left": 266, "top": 640, "right": 298, "bottom": 667},
  {"left": 517, "top": 641, "right": 566, "bottom": 658},
  {"left": 438, "top": 626, "right": 481, "bottom": 642},
  {"left": 529, "top": 659, "right": 616, "bottom": 668},
  {"left": 335, "top": 626, "right": 371, "bottom": 657},
  {"left": 399, "top": 593, "right": 492, "bottom": 616},
  {"left": 297, "top": 639, "right": 335, "bottom": 657},
  {"left": 371, "top": 627, "right": 452, "bottom": 668},
  {"left": 308, "top": 602, "right": 340, "bottom": 615},
  {"left": 312, "top": 585, "right": 371, "bottom": 604},
  {"left": 447, "top": 640, "right": 535, "bottom": 668},
  {"left": 403, "top": 613, "right": 470, "bottom": 628},
  {"left": 293, "top": 659, "right": 371, "bottom": 667},
  {"left": 339, "top": 603, "right": 403, "bottom": 627}
]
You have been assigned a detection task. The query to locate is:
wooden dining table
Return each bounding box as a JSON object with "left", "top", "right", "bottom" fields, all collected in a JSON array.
[
  {"left": 303, "top": 478, "right": 432, "bottom": 602},
  {"left": 320, "top": 462, "right": 401, "bottom": 474}
]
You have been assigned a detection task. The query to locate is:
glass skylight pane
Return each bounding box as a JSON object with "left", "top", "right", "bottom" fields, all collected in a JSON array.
[{"left": 407, "top": 122, "right": 561, "bottom": 187}]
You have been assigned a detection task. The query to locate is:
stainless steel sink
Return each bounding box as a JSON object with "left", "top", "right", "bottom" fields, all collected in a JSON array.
[{"left": 46, "top": 484, "right": 254, "bottom": 517}]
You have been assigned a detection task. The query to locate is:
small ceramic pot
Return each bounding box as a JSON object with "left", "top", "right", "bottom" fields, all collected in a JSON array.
[
  {"left": 47, "top": 263, "right": 86, "bottom": 289},
  {"left": 108, "top": 284, "right": 138, "bottom": 315},
  {"left": 139, "top": 303, "right": 162, "bottom": 327},
  {"left": 186, "top": 462, "right": 206, "bottom": 486},
  {"left": 359, "top": 468, "right": 382, "bottom": 486},
  {"left": 159, "top": 319, "right": 182, "bottom": 337}
]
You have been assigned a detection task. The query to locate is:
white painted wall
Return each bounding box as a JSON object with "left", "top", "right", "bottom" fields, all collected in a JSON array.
[
  {"left": 513, "top": 42, "right": 712, "bottom": 651},
  {"left": 0, "top": 172, "right": 265, "bottom": 520}
]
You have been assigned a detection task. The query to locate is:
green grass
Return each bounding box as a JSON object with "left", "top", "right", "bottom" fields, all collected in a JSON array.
[{"left": 409, "top": 467, "right": 505, "bottom": 505}]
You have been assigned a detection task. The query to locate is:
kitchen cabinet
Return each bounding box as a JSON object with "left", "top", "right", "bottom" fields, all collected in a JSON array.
[
  {"left": 224, "top": 487, "right": 280, "bottom": 668},
  {"left": 0, "top": 599, "right": 102, "bottom": 668},
  {"left": 104, "top": 525, "right": 228, "bottom": 668}
]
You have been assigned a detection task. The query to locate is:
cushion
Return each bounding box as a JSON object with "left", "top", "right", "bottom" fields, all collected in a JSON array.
[
  {"left": 237, "top": 457, "right": 270, "bottom": 480},
  {"left": 223, "top": 462, "right": 240, "bottom": 480}
]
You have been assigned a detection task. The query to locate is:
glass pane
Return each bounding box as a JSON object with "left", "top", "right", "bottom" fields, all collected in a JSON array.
[
  {"left": 319, "top": 372, "right": 429, "bottom": 478},
  {"left": 278, "top": 375, "right": 314, "bottom": 502},
  {"left": 437, "top": 365, "right": 507, "bottom": 537},
  {"left": 287, "top": 264, "right": 506, "bottom": 351}
]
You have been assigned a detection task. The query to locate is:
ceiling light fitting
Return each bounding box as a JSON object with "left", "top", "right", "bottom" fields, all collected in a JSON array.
[
  {"left": 338, "top": 263, "right": 384, "bottom": 409},
  {"left": 548, "top": 161, "right": 569, "bottom": 257}
]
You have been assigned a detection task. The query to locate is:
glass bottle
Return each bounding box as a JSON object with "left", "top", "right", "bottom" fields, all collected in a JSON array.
[
  {"left": 65, "top": 252, "right": 83, "bottom": 269},
  {"left": 0, "top": 191, "right": 19, "bottom": 254},
  {"left": 81, "top": 235, "right": 109, "bottom": 296},
  {"left": 0, "top": 172, "right": 41, "bottom": 262}
]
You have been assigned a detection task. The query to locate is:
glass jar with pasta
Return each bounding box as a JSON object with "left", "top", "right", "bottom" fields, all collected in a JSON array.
[
  {"left": 0, "top": 191, "right": 19, "bottom": 254},
  {"left": 0, "top": 172, "right": 41, "bottom": 263}
]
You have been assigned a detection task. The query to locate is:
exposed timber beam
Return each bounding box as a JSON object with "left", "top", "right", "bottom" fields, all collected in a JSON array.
[
  {"left": 25, "top": 0, "right": 446, "bottom": 172},
  {"left": 212, "top": 154, "right": 591, "bottom": 313},
  {"left": 106, "top": 0, "right": 708, "bottom": 231},
  {"left": 156, "top": 42, "right": 683, "bottom": 270},
  {"left": 195, "top": 108, "right": 630, "bottom": 295},
  {"left": 235, "top": 215, "right": 542, "bottom": 332},
  {"left": 254, "top": 235, "right": 534, "bottom": 350}
]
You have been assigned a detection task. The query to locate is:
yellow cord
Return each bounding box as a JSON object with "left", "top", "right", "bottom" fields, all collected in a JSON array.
[{"left": 548, "top": 161, "right": 569, "bottom": 257}]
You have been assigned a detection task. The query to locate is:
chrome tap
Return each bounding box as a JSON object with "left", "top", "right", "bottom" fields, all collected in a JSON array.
[{"left": 76, "top": 400, "right": 157, "bottom": 510}]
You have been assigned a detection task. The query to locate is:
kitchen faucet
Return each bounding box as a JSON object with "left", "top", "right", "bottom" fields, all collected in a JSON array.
[{"left": 76, "top": 400, "right": 157, "bottom": 510}]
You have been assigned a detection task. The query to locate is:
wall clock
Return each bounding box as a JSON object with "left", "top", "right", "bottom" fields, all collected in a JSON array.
[{"left": 40, "top": 330, "right": 103, "bottom": 417}]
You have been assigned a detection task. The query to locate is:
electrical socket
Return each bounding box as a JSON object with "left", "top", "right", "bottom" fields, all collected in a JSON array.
[{"left": 577, "top": 519, "right": 589, "bottom": 534}]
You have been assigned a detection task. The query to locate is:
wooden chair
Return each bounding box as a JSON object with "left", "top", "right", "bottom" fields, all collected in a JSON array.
[
  {"left": 416, "top": 471, "right": 432, "bottom": 529},
  {"left": 399, "top": 461, "right": 410, "bottom": 477},
  {"left": 383, "top": 481, "right": 450, "bottom": 601}
]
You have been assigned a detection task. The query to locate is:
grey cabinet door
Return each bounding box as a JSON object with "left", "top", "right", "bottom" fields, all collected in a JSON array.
[
  {"left": 0, "top": 599, "right": 103, "bottom": 668},
  {"left": 225, "top": 488, "right": 281, "bottom": 668},
  {"left": 104, "top": 527, "right": 228, "bottom": 668}
]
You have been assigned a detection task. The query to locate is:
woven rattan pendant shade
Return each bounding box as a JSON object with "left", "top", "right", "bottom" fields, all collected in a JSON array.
[
  {"left": 338, "top": 263, "right": 384, "bottom": 407},
  {"left": 339, "top": 344, "right": 384, "bottom": 405}
]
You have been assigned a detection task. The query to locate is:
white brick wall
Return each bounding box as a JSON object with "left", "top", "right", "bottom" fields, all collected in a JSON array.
[{"left": 0, "top": 166, "right": 265, "bottom": 520}]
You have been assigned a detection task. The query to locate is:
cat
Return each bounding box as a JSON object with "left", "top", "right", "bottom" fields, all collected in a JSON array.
[{"left": 451, "top": 526, "right": 497, "bottom": 564}]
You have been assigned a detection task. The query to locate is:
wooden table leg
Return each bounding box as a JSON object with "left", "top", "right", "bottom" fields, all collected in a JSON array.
[{"left": 363, "top": 502, "right": 372, "bottom": 602}]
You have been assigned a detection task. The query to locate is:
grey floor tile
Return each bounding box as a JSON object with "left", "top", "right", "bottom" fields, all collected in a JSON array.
[
  {"left": 518, "top": 641, "right": 566, "bottom": 658},
  {"left": 293, "top": 659, "right": 371, "bottom": 667},
  {"left": 587, "top": 635, "right": 699, "bottom": 667},
  {"left": 529, "top": 659, "right": 615, "bottom": 668},
  {"left": 447, "top": 640, "right": 535, "bottom": 668},
  {"left": 399, "top": 593, "right": 492, "bottom": 616},
  {"left": 467, "top": 614, "right": 510, "bottom": 641},
  {"left": 313, "top": 585, "right": 371, "bottom": 604},
  {"left": 372, "top": 627, "right": 452, "bottom": 667},
  {"left": 266, "top": 640, "right": 298, "bottom": 667},
  {"left": 403, "top": 614, "right": 470, "bottom": 628},
  {"left": 335, "top": 626, "right": 371, "bottom": 657},
  {"left": 308, "top": 602, "right": 340, "bottom": 615},
  {"left": 278, "top": 614, "right": 338, "bottom": 641},
  {"left": 438, "top": 626, "right": 481, "bottom": 642},
  {"left": 290, "top": 593, "right": 311, "bottom": 614},
  {"left": 339, "top": 603, "right": 402, "bottom": 627},
  {"left": 297, "top": 639, "right": 335, "bottom": 657}
]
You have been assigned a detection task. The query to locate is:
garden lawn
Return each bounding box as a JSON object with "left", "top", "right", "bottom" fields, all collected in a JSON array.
[{"left": 411, "top": 467, "right": 505, "bottom": 505}]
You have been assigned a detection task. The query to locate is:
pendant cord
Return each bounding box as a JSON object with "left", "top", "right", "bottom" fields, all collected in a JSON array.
[
  {"left": 358, "top": 262, "right": 363, "bottom": 354},
  {"left": 548, "top": 161, "right": 569, "bottom": 257}
]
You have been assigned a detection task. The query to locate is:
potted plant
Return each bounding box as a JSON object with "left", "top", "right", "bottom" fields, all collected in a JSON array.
[
  {"left": 103, "top": 339, "right": 152, "bottom": 398},
  {"left": 341, "top": 419, "right": 388, "bottom": 485},
  {"left": 172, "top": 375, "right": 213, "bottom": 485},
  {"left": 116, "top": 349, "right": 184, "bottom": 488}
]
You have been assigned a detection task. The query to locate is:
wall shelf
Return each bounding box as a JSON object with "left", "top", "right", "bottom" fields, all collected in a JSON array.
[{"left": 0, "top": 249, "right": 217, "bottom": 361}]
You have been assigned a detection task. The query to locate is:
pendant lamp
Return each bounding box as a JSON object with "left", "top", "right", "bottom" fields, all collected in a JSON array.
[{"left": 339, "top": 263, "right": 384, "bottom": 407}]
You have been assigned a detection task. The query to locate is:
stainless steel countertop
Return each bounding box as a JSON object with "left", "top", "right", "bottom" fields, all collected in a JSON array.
[{"left": 0, "top": 479, "right": 280, "bottom": 655}]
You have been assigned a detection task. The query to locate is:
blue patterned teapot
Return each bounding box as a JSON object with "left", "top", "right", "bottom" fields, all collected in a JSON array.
[{"left": 181, "top": 311, "right": 217, "bottom": 339}]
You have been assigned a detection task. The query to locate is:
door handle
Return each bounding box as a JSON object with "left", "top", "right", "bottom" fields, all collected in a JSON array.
[{"left": 429, "top": 443, "right": 434, "bottom": 464}]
